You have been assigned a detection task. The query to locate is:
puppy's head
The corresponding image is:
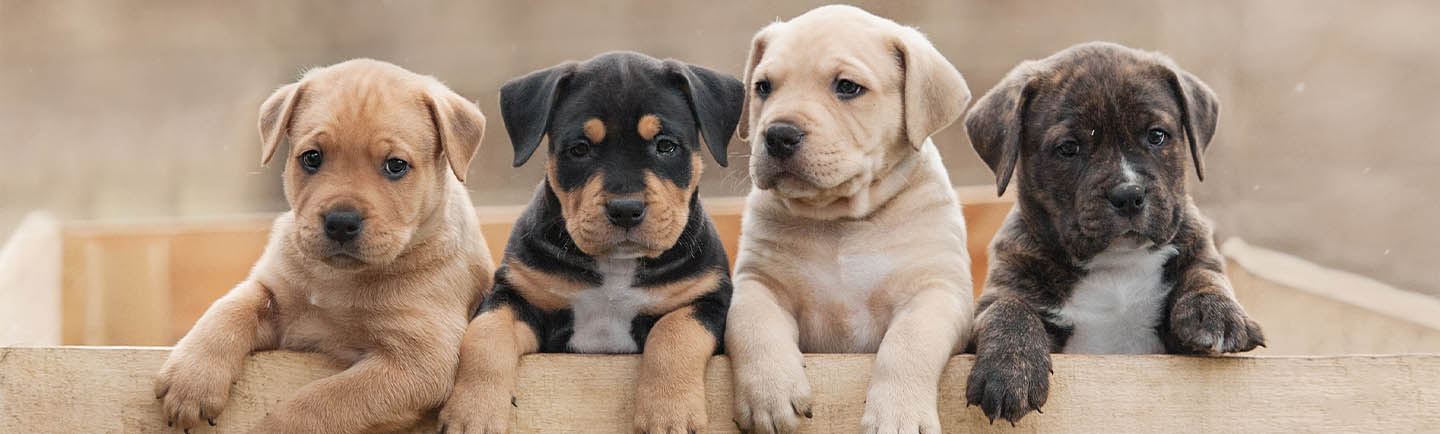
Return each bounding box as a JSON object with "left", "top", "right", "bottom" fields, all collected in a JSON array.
[
  {"left": 966, "top": 42, "right": 1220, "bottom": 259},
  {"left": 501, "top": 52, "right": 743, "bottom": 258},
  {"left": 257, "top": 59, "right": 486, "bottom": 268},
  {"left": 740, "top": 5, "right": 970, "bottom": 216}
]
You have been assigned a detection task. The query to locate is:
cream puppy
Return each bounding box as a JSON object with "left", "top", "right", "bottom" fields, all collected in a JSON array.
[{"left": 726, "top": 5, "right": 974, "bottom": 434}]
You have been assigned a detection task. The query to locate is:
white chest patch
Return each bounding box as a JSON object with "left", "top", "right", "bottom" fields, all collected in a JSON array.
[
  {"left": 1053, "top": 242, "right": 1178, "bottom": 354},
  {"left": 567, "top": 257, "right": 654, "bottom": 354}
]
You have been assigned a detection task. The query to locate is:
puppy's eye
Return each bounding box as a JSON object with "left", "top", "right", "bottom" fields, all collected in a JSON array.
[
  {"left": 834, "top": 79, "right": 865, "bottom": 99},
  {"left": 299, "top": 150, "right": 323, "bottom": 173},
  {"left": 655, "top": 137, "right": 679, "bottom": 155},
  {"left": 1146, "top": 128, "right": 1170, "bottom": 148},
  {"left": 568, "top": 142, "right": 591, "bottom": 159},
  {"left": 754, "top": 80, "right": 772, "bottom": 99},
  {"left": 1055, "top": 140, "right": 1080, "bottom": 158},
  {"left": 382, "top": 158, "right": 409, "bottom": 179}
]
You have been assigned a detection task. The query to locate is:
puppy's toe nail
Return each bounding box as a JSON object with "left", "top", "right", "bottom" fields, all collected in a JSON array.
[
  {"left": 1034, "top": 407, "right": 1044, "bottom": 415},
  {"left": 208, "top": 418, "right": 216, "bottom": 426},
  {"left": 804, "top": 410, "right": 813, "bottom": 419},
  {"left": 168, "top": 420, "right": 173, "bottom": 427},
  {"left": 511, "top": 396, "right": 517, "bottom": 407},
  {"left": 438, "top": 423, "right": 448, "bottom": 434}
]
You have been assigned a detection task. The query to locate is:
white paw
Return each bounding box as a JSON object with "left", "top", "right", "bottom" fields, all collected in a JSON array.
[
  {"left": 732, "top": 356, "right": 812, "bottom": 434},
  {"left": 861, "top": 380, "right": 941, "bottom": 434}
]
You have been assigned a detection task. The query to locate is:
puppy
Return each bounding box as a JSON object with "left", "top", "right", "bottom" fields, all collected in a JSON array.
[
  {"left": 964, "top": 42, "right": 1266, "bottom": 424},
  {"left": 726, "top": 6, "right": 974, "bottom": 434},
  {"left": 154, "top": 59, "right": 492, "bottom": 433},
  {"left": 436, "top": 52, "right": 742, "bottom": 434}
]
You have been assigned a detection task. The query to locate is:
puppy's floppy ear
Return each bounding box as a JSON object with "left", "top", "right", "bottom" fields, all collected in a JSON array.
[
  {"left": 894, "top": 27, "right": 971, "bottom": 151},
  {"left": 424, "top": 85, "right": 487, "bottom": 182},
  {"left": 499, "top": 62, "right": 576, "bottom": 167},
  {"left": 736, "top": 24, "right": 776, "bottom": 142},
  {"left": 257, "top": 81, "right": 308, "bottom": 166},
  {"left": 664, "top": 60, "right": 744, "bottom": 167},
  {"left": 1159, "top": 63, "right": 1220, "bottom": 182},
  {"left": 966, "top": 61, "right": 1040, "bottom": 196}
]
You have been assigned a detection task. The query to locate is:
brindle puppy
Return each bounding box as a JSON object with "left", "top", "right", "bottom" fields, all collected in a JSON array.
[
  {"left": 437, "top": 51, "right": 742, "bottom": 434},
  {"left": 964, "top": 42, "right": 1265, "bottom": 424}
]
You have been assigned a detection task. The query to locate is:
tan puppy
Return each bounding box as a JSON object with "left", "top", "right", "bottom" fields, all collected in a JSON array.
[
  {"left": 727, "top": 5, "right": 974, "bottom": 434},
  {"left": 153, "top": 59, "right": 492, "bottom": 434}
]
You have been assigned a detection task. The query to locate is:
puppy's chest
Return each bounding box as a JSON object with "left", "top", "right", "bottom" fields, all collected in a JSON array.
[
  {"left": 1050, "top": 245, "right": 1178, "bottom": 354},
  {"left": 564, "top": 258, "right": 657, "bottom": 354},
  {"left": 275, "top": 292, "right": 382, "bottom": 362},
  {"left": 793, "top": 244, "right": 900, "bottom": 353}
]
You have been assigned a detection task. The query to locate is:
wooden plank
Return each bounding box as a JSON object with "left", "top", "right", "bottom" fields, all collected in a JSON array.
[
  {"left": 59, "top": 235, "right": 172, "bottom": 346},
  {"left": 1223, "top": 238, "right": 1440, "bottom": 354},
  {"left": 0, "top": 347, "right": 1436, "bottom": 433},
  {"left": 167, "top": 228, "right": 270, "bottom": 342}
]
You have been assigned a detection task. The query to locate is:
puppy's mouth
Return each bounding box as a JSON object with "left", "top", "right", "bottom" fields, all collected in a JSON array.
[
  {"left": 320, "top": 251, "right": 367, "bottom": 269},
  {"left": 755, "top": 163, "right": 866, "bottom": 202},
  {"left": 602, "top": 240, "right": 654, "bottom": 259}
]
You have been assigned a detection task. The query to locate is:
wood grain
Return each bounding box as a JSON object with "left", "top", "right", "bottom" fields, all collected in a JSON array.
[{"left": 1, "top": 347, "right": 1436, "bottom": 433}]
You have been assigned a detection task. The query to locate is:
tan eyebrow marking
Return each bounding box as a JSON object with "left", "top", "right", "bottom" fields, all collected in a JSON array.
[
  {"left": 637, "top": 114, "right": 661, "bottom": 140},
  {"left": 584, "top": 118, "right": 606, "bottom": 143}
]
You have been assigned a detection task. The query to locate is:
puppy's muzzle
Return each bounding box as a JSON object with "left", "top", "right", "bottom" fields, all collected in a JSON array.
[
  {"left": 1106, "top": 183, "right": 1146, "bottom": 217},
  {"left": 605, "top": 197, "right": 647, "bottom": 229},
  {"left": 322, "top": 209, "right": 364, "bottom": 243},
  {"left": 764, "top": 122, "right": 805, "bottom": 160}
]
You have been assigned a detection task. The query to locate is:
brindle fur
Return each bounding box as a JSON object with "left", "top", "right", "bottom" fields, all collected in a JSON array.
[{"left": 964, "top": 42, "right": 1264, "bottom": 424}]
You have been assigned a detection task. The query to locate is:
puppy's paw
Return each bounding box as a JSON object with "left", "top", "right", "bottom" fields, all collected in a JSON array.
[
  {"left": 634, "top": 381, "right": 707, "bottom": 434},
  {"left": 861, "top": 380, "right": 941, "bottom": 434},
  {"left": 965, "top": 348, "right": 1050, "bottom": 425},
  {"left": 436, "top": 387, "right": 514, "bottom": 434},
  {"left": 1170, "top": 291, "right": 1266, "bottom": 354},
  {"left": 154, "top": 351, "right": 232, "bottom": 431},
  {"left": 732, "top": 357, "right": 812, "bottom": 434}
]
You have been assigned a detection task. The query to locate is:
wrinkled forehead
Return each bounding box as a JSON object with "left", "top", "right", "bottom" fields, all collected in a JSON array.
[
  {"left": 554, "top": 66, "right": 692, "bottom": 133},
  {"left": 1041, "top": 61, "right": 1182, "bottom": 126},
  {"left": 293, "top": 75, "right": 436, "bottom": 149},
  {"left": 759, "top": 24, "right": 899, "bottom": 84}
]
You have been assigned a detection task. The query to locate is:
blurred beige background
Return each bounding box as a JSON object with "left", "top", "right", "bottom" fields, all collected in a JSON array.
[{"left": 2, "top": 0, "right": 1436, "bottom": 296}]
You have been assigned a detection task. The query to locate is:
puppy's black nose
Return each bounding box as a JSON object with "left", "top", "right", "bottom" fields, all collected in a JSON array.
[
  {"left": 1107, "top": 184, "right": 1146, "bottom": 216},
  {"left": 322, "top": 210, "right": 364, "bottom": 242},
  {"left": 764, "top": 122, "right": 805, "bottom": 160},
  {"left": 605, "top": 198, "right": 646, "bottom": 229}
]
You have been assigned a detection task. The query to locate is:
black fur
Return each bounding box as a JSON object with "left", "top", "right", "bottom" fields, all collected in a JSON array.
[{"left": 477, "top": 52, "right": 741, "bottom": 355}]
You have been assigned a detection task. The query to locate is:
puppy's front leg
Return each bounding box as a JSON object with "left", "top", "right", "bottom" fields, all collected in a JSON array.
[
  {"left": 862, "top": 287, "right": 970, "bottom": 434},
  {"left": 634, "top": 300, "right": 723, "bottom": 434},
  {"left": 438, "top": 303, "right": 539, "bottom": 434},
  {"left": 1165, "top": 212, "right": 1264, "bottom": 354},
  {"left": 156, "top": 279, "right": 276, "bottom": 430},
  {"left": 253, "top": 335, "right": 458, "bottom": 434},
  {"left": 966, "top": 292, "right": 1052, "bottom": 425},
  {"left": 727, "top": 277, "right": 812, "bottom": 434}
]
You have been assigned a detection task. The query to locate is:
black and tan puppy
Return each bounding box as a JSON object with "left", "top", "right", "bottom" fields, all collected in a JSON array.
[
  {"left": 437, "top": 52, "right": 742, "bottom": 434},
  {"left": 964, "top": 42, "right": 1265, "bottom": 423}
]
